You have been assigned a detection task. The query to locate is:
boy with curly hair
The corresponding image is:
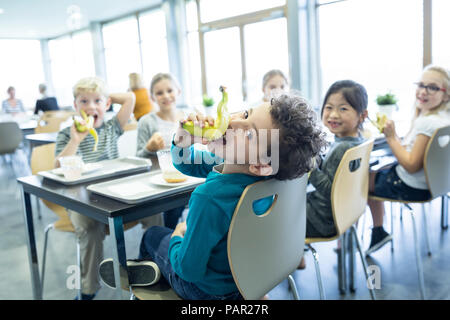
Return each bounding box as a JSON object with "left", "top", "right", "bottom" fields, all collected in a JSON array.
[{"left": 99, "top": 92, "right": 327, "bottom": 299}]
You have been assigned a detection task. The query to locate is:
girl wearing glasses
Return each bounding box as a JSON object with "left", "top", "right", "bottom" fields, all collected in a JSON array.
[{"left": 366, "top": 65, "right": 450, "bottom": 256}]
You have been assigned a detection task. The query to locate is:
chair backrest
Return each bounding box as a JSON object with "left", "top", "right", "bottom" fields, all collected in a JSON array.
[
  {"left": 424, "top": 125, "right": 450, "bottom": 199},
  {"left": 123, "top": 121, "right": 138, "bottom": 131},
  {"left": 35, "top": 118, "right": 65, "bottom": 133},
  {"left": 30, "top": 143, "right": 69, "bottom": 222},
  {"left": 118, "top": 129, "right": 138, "bottom": 158},
  {"left": 331, "top": 139, "right": 374, "bottom": 236},
  {"left": 227, "top": 174, "right": 308, "bottom": 300},
  {"left": 35, "top": 110, "right": 76, "bottom": 133},
  {"left": 0, "top": 121, "right": 23, "bottom": 155}
]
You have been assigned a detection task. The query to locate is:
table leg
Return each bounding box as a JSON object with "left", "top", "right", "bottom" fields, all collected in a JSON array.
[
  {"left": 108, "top": 216, "right": 130, "bottom": 300},
  {"left": 22, "top": 189, "right": 42, "bottom": 299}
]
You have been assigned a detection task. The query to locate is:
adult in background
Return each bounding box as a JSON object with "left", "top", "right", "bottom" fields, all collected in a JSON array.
[
  {"left": 2, "top": 86, "right": 25, "bottom": 114},
  {"left": 34, "top": 83, "right": 59, "bottom": 115},
  {"left": 129, "top": 72, "right": 154, "bottom": 121}
]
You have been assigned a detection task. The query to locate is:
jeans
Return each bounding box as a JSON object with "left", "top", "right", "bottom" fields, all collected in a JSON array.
[
  {"left": 163, "top": 206, "right": 184, "bottom": 229},
  {"left": 139, "top": 226, "right": 242, "bottom": 300}
]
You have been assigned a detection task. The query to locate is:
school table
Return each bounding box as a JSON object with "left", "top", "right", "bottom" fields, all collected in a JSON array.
[
  {"left": 25, "top": 132, "right": 58, "bottom": 148},
  {"left": 17, "top": 165, "right": 196, "bottom": 300}
]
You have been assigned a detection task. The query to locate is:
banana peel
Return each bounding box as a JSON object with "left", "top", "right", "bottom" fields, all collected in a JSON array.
[
  {"left": 73, "top": 110, "right": 99, "bottom": 151},
  {"left": 369, "top": 112, "right": 388, "bottom": 133},
  {"left": 183, "top": 86, "right": 230, "bottom": 141}
]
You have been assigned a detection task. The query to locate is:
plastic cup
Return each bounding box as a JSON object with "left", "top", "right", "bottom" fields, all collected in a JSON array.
[
  {"left": 156, "top": 149, "right": 187, "bottom": 183},
  {"left": 60, "top": 155, "right": 84, "bottom": 180}
]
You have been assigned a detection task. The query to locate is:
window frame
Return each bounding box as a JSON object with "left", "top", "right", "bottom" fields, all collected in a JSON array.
[{"left": 194, "top": 0, "right": 288, "bottom": 102}]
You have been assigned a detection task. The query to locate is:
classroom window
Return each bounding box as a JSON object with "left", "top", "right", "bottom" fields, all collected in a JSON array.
[
  {"left": 432, "top": 0, "right": 450, "bottom": 67},
  {"left": 199, "top": 0, "right": 285, "bottom": 22},
  {"left": 318, "top": 0, "right": 423, "bottom": 125},
  {"left": 103, "top": 16, "right": 141, "bottom": 93},
  {"left": 48, "top": 31, "right": 95, "bottom": 107},
  {"left": 191, "top": 0, "right": 288, "bottom": 110},
  {"left": 185, "top": 0, "right": 203, "bottom": 106},
  {"left": 244, "top": 17, "right": 289, "bottom": 105},
  {"left": 0, "top": 39, "right": 44, "bottom": 109},
  {"left": 204, "top": 27, "right": 243, "bottom": 111},
  {"left": 139, "top": 9, "right": 170, "bottom": 87}
]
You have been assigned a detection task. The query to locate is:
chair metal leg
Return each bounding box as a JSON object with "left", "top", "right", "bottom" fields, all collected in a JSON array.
[
  {"left": 288, "top": 274, "right": 300, "bottom": 300},
  {"left": 338, "top": 233, "right": 347, "bottom": 295},
  {"left": 76, "top": 239, "right": 82, "bottom": 300},
  {"left": 41, "top": 224, "right": 54, "bottom": 296},
  {"left": 307, "top": 244, "right": 326, "bottom": 300},
  {"left": 422, "top": 203, "right": 432, "bottom": 256},
  {"left": 390, "top": 202, "right": 394, "bottom": 252},
  {"left": 442, "top": 195, "right": 449, "bottom": 230},
  {"left": 351, "top": 226, "right": 376, "bottom": 300},
  {"left": 405, "top": 204, "right": 426, "bottom": 300},
  {"left": 35, "top": 197, "right": 42, "bottom": 220},
  {"left": 360, "top": 207, "right": 367, "bottom": 243},
  {"left": 348, "top": 229, "right": 356, "bottom": 293}
]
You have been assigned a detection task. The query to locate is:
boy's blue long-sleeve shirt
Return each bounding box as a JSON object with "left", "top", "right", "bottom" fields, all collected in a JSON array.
[{"left": 169, "top": 144, "right": 270, "bottom": 296}]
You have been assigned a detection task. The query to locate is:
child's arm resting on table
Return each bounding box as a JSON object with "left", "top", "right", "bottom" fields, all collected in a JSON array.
[{"left": 110, "top": 92, "right": 136, "bottom": 130}]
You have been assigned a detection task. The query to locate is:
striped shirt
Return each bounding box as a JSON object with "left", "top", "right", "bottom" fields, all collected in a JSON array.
[
  {"left": 2, "top": 99, "right": 25, "bottom": 113},
  {"left": 55, "top": 116, "right": 124, "bottom": 163}
]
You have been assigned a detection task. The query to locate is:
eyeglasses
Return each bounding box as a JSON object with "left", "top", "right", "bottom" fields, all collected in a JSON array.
[{"left": 414, "top": 82, "right": 447, "bottom": 95}]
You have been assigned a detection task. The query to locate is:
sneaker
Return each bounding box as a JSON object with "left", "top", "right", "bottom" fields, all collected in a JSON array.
[
  {"left": 99, "top": 258, "right": 161, "bottom": 290},
  {"left": 365, "top": 227, "right": 392, "bottom": 256},
  {"left": 74, "top": 293, "right": 96, "bottom": 300}
]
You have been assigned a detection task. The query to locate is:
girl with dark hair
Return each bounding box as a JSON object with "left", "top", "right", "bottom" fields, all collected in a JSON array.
[
  {"left": 306, "top": 80, "right": 368, "bottom": 237},
  {"left": 297, "top": 79, "right": 368, "bottom": 269}
]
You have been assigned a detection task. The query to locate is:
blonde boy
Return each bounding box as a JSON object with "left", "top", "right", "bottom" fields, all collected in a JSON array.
[{"left": 55, "top": 77, "right": 161, "bottom": 299}]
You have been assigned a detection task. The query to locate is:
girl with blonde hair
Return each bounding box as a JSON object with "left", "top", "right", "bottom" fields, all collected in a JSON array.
[{"left": 366, "top": 64, "right": 450, "bottom": 255}]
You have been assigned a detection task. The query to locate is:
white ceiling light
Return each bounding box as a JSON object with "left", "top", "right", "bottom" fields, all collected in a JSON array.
[{"left": 0, "top": 8, "right": 5, "bottom": 14}]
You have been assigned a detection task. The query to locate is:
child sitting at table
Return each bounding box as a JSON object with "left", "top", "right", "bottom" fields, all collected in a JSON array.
[
  {"left": 366, "top": 64, "right": 450, "bottom": 256},
  {"left": 305, "top": 80, "right": 368, "bottom": 238},
  {"left": 136, "top": 72, "right": 187, "bottom": 229},
  {"left": 294, "top": 80, "right": 368, "bottom": 269},
  {"left": 250, "top": 69, "right": 289, "bottom": 107},
  {"left": 98, "top": 92, "right": 327, "bottom": 299},
  {"left": 54, "top": 76, "right": 162, "bottom": 300}
]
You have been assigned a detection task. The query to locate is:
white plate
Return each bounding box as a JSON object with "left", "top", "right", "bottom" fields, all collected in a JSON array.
[
  {"left": 149, "top": 173, "right": 202, "bottom": 187},
  {"left": 51, "top": 162, "right": 103, "bottom": 176}
]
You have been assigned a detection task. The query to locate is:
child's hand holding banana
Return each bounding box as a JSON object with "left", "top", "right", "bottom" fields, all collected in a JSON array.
[{"left": 72, "top": 110, "right": 99, "bottom": 151}]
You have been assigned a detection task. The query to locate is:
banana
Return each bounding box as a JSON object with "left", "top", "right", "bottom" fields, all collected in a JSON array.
[
  {"left": 73, "top": 110, "right": 99, "bottom": 151},
  {"left": 183, "top": 86, "right": 230, "bottom": 141}
]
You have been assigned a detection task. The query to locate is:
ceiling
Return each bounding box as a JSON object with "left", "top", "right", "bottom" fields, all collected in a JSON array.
[{"left": 0, "top": 0, "right": 162, "bottom": 39}]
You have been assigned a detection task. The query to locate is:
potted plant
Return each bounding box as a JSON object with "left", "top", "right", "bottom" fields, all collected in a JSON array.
[
  {"left": 376, "top": 92, "right": 398, "bottom": 119},
  {"left": 202, "top": 94, "right": 215, "bottom": 116}
]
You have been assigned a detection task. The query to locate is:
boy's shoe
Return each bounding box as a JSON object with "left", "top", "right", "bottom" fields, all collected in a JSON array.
[
  {"left": 99, "top": 258, "right": 161, "bottom": 290},
  {"left": 74, "top": 292, "right": 96, "bottom": 300},
  {"left": 365, "top": 227, "right": 392, "bottom": 256}
]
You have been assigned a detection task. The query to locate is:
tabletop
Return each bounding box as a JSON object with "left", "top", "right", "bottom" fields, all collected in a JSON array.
[
  {"left": 17, "top": 165, "right": 194, "bottom": 224},
  {"left": 25, "top": 132, "right": 58, "bottom": 144}
]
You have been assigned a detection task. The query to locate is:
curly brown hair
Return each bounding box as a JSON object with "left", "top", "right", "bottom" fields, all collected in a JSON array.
[{"left": 269, "top": 93, "right": 327, "bottom": 180}]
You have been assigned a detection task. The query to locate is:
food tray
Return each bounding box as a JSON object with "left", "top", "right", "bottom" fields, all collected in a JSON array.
[
  {"left": 86, "top": 170, "right": 205, "bottom": 204},
  {"left": 38, "top": 156, "right": 152, "bottom": 185}
]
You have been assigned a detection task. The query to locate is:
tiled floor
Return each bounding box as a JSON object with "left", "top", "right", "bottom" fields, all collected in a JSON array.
[{"left": 1, "top": 150, "right": 449, "bottom": 300}]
